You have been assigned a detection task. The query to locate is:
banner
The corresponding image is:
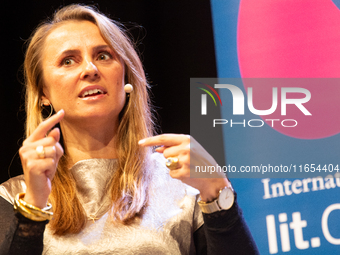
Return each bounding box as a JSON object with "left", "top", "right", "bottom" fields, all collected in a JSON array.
[{"left": 203, "top": 1, "right": 340, "bottom": 254}]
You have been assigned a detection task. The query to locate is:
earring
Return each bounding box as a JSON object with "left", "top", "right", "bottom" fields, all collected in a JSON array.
[
  {"left": 41, "top": 101, "right": 54, "bottom": 119},
  {"left": 124, "top": 84, "right": 133, "bottom": 93}
]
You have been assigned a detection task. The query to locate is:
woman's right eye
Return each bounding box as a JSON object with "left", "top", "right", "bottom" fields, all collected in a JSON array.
[{"left": 62, "top": 58, "right": 75, "bottom": 66}]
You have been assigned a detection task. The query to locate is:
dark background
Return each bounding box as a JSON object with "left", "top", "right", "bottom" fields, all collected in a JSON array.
[{"left": 0, "top": 0, "right": 220, "bottom": 183}]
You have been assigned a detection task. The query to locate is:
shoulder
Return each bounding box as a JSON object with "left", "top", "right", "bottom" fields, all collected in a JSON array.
[{"left": 0, "top": 175, "right": 26, "bottom": 204}]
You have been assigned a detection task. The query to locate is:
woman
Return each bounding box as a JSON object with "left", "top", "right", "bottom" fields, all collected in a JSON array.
[{"left": 0, "top": 4, "right": 259, "bottom": 254}]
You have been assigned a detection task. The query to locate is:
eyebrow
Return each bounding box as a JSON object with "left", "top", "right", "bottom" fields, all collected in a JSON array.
[
  {"left": 93, "top": 45, "right": 112, "bottom": 52},
  {"left": 58, "top": 45, "right": 112, "bottom": 58}
]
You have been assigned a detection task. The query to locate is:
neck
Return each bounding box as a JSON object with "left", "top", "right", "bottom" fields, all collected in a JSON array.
[{"left": 60, "top": 118, "right": 119, "bottom": 168}]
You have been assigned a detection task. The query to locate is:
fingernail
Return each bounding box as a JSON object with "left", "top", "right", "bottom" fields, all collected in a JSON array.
[
  {"left": 58, "top": 109, "right": 64, "bottom": 115},
  {"left": 138, "top": 139, "right": 146, "bottom": 145}
]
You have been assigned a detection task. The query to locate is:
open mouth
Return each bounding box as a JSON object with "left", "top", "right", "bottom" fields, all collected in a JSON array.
[{"left": 81, "top": 89, "right": 106, "bottom": 98}]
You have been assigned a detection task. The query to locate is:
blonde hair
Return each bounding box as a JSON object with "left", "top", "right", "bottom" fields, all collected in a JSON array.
[{"left": 24, "top": 4, "right": 154, "bottom": 235}]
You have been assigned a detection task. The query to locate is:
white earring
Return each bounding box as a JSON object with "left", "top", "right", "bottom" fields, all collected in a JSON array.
[{"left": 124, "top": 84, "right": 133, "bottom": 93}]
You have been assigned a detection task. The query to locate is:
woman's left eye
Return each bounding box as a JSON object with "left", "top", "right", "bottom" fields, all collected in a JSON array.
[{"left": 97, "top": 52, "right": 112, "bottom": 61}]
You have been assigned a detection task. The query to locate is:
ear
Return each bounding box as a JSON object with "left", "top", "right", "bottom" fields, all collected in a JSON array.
[{"left": 40, "top": 95, "right": 51, "bottom": 106}]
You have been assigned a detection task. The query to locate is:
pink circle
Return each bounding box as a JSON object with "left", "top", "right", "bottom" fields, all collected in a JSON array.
[{"left": 237, "top": 0, "right": 340, "bottom": 139}]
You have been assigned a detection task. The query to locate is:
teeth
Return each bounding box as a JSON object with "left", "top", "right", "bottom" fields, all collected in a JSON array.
[{"left": 82, "top": 89, "right": 104, "bottom": 97}]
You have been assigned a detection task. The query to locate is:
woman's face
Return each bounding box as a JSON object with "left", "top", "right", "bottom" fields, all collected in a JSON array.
[{"left": 41, "top": 20, "right": 125, "bottom": 125}]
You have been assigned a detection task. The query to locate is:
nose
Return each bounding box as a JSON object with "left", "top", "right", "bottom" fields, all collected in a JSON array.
[{"left": 80, "top": 60, "right": 99, "bottom": 80}]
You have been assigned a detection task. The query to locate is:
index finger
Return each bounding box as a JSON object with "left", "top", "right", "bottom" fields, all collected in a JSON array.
[
  {"left": 27, "top": 109, "right": 65, "bottom": 142},
  {"left": 138, "top": 134, "right": 190, "bottom": 147}
]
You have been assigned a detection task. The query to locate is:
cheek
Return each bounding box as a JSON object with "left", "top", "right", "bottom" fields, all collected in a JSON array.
[
  {"left": 42, "top": 74, "right": 73, "bottom": 105},
  {"left": 109, "top": 67, "right": 125, "bottom": 93}
]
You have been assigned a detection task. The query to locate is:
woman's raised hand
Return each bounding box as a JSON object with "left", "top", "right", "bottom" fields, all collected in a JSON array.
[
  {"left": 139, "top": 134, "right": 229, "bottom": 202},
  {"left": 19, "top": 110, "right": 65, "bottom": 208}
]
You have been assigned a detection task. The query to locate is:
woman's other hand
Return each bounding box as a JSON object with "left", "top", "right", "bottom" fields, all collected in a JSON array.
[
  {"left": 19, "top": 110, "right": 65, "bottom": 208},
  {"left": 139, "top": 134, "right": 229, "bottom": 202}
]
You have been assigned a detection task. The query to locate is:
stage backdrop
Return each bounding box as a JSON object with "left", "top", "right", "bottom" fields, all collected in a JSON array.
[{"left": 205, "top": 0, "right": 340, "bottom": 254}]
